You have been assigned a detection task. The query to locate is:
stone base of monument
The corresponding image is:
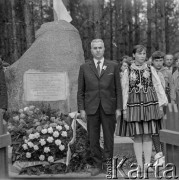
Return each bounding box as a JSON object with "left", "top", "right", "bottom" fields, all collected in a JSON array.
[{"left": 113, "top": 136, "right": 134, "bottom": 157}]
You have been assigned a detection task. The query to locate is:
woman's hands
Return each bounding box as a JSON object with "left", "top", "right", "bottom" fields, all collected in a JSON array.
[
  {"left": 159, "top": 106, "right": 164, "bottom": 118},
  {"left": 123, "top": 110, "right": 127, "bottom": 120}
]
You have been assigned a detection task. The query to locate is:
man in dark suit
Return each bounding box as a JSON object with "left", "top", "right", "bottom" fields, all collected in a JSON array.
[{"left": 77, "top": 39, "right": 123, "bottom": 176}]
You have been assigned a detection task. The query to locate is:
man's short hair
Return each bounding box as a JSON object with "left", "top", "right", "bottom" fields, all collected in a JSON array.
[
  {"left": 152, "top": 51, "right": 165, "bottom": 60},
  {"left": 165, "top": 54, "right": 173, "bottom": 59},
  {"left": 91, "top": 39, "right": 104, "bottom": 48},
  {"left": 174, "top": 53, "right": 179, "bottom": 61}
]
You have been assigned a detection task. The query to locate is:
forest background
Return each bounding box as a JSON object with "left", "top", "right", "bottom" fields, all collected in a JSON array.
[{"left": 0, "top": 0, "right": 179, "bottom": 64}]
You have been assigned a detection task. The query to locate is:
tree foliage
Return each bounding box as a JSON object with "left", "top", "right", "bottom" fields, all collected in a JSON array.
[{"left": 0, "top": 0, "right": 179, "bottom": 64}]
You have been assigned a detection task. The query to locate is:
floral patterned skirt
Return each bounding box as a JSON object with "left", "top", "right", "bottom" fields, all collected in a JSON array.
[{"left": 116, "top": 88, "right": 162, "bottom": 137}]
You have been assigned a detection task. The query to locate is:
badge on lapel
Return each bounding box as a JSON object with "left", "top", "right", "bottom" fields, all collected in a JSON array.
[{"left": 102, "top": 65, "right": 107, "bottom": 70}]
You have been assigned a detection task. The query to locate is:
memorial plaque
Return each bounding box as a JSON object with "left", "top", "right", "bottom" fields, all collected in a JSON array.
[{"left": 24, "top": 72, "right": 69, "bottom": 101}]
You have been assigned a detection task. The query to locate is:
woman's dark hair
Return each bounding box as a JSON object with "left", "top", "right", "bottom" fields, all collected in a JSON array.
[{"left": 132, "top": 45, "right": 146, "bottom": 54}]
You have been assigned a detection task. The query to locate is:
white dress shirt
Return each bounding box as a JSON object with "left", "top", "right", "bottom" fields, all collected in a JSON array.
[
  {"left": 93, "top": 58, "right": 104, "bottom": 73},
  {"left": 167, "top": 66, "right": 173, "bottom": 74}
]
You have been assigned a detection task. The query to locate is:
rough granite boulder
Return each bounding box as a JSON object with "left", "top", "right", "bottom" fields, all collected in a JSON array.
[{"left": 5, "top": 20, "right": 84, "bottom": 113}]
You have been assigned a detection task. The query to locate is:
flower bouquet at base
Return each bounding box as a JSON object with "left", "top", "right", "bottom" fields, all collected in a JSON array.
[{"left": 8, "top": 105, "right": 73, "bottom": 175}]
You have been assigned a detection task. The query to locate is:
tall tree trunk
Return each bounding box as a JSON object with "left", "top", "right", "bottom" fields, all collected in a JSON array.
[
  {"left": 165, "top": 15, "right": 169, "bottom": 53},
  {"left": 11, "top": 0, "right": 19, "bottom": 63},
  {"left": 154, "top": 0, "right": 159, "bottom": 50},
  {"left": 121, "top": 0, "right": 128, "bottom": 56},
  {"left": 39, "top": 0, "right": 43, "bottom": 26},
  {"left": 0, "top": 0, "right": 6, "bottom": 60},
  {"left": 2, "top": 0, "right": 13, "bottom": 64},
  {"left": 147, "top": 0, "right": 152, "bottom": 57},
  {"left": 126, "top": 0, "right": 133, "bottom": 55},
  {"left": 165, "top": 0, "right": 169, "bottom": 53},
  {"left": 24, "top": 0, "right": 35, "bottom": 49},
  {"left": 93, "top": 0, "right": 102, "bottom": 38},
  {"left": 110, "top": 0, "right": 113, "bottom": 60},
  {"left": 115, "top": 0, "right": 122, "bottom": 61},
  {"left": 160, "top": 0, "right": 166, "bottom": 53},
  {"left": 134, "top": 0, "right": 140, "bottom": 45}
]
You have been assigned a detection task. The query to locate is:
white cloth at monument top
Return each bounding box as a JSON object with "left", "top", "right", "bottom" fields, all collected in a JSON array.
[{"left": 53, "top": 0, "right": 72, "bottom": 22}]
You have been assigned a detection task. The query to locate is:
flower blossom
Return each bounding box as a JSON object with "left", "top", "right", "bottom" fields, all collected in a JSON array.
[
  {"left": 56, "top": 125, "right": 62, "bottom": 131},
  {"left": 55, "top": 139, "right": 61, "bottom": 146},
  {"left": 39, "top": 139, "right": 46, "bottom": 146},
  {"left": 24, "top": 139, "right": 28, "bottom": 144},
  {"left": 64, "top": 124, "right": 70, "bottom": 130},
  {"left": 48, "top": 156, "right": 54, "bottom": 163},
  {"left": 50, "top": 117, "right": 56, "bottom": 121},
  {"left": 48, "top": 127, "right": 53, "bottom": 134},
  {"left": 20, "top": 113, "right": 26, "bottom": 119},
  {"left": 27, "top": 142, "right": 34, "bottom": 148},
  {"left": 61, "top": 131, "right": 67, "bottom": 137},
  {"left": 19, "top": 109, "right": 24, "bottom": 114},
  {"left": 34, "top": 132, "right": 40, "bottom": 138},
  {"left": 29, "top": 134, "right": 35, "bottom": 140},
  {"left": 22, "top": 144, "right": 28, "bottom": 150},
  {"left": 26, "top": 152, "right": 31, "bottom": 158},
  {"left": 13, "top": 116, "right": 19, "bottom": 121},
  {"left": 47, "top": 137, "right": 54, "bottom": 143},
  {"left": 24, "top": 107, "right": 30, "bottom": 112},
  {"left": 27, "top": 111, "right": 33, "bottom": 116},
  {"left": 33, "top": 145, "right": 39, "bottom": 150},
  {"left": 44, "top": 147, "right": 50, "bottom": 153},
  {"left": 41, "top": 129, "right": 48, "bottom": 134},
  {"left": 53, "top": 131, "right": 59, "bottom": 138},
  {"left": 59, "top": 145, "right": 65, "bottom": 151},
  {"left": 39, "top": 155, "right": 45, "bottom": 161},
  {"left": 29, "top": 105, "right": 35, "bottom": 110}
]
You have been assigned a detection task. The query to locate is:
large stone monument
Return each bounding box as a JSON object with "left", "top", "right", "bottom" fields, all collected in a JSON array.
[{"left": 5, "top": 20, "right": 84, "bottom": 113}]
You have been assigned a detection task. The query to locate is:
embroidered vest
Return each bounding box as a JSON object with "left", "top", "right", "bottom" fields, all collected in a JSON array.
[{"left": 128, "top": 65, "right": 154, "bottom": 93}]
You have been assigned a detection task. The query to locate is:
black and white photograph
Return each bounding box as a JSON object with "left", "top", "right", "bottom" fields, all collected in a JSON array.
[{"left": 0, "top": 0, "right": 179, "bottom": 179}]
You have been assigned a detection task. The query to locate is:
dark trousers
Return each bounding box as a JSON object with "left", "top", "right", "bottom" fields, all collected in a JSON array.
[{"left": 87, "top": 103, "right": 116, "bottom": 168}]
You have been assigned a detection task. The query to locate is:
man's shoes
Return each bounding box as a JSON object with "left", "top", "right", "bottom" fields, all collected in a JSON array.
[{"left": 90, "top": 168, "right": 101, "bottom": 176}]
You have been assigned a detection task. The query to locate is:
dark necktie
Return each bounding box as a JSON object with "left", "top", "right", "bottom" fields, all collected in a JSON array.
[{"left": 97, "top": 61, "right": 101, "bottom": 76}]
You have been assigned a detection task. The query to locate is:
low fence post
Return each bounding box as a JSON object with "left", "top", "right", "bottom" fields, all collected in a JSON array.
[
  {"left": 160, "top": 103, "right": 179, "bottom": 177},
  {"left": 0, "top": 109, "right": 11, "bottom": 179}
]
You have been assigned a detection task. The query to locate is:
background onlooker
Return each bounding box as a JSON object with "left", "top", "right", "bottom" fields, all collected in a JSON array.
[
  {"left": 152, "top": 51, "right": 172, "bottom": 102},
  {"left": 164, "top": 54, "right": 174, "bottom": 74}
]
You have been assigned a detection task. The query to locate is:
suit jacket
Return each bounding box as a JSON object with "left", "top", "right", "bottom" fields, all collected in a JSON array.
[
  {"left": 77, "top": 59, "right": 123, "bottom": 115},
  {"left": 0, "top": 62, "right": 8, "bottom": 110}
]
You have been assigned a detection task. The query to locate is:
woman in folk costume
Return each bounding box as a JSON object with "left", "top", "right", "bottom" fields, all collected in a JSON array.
[{"left": 118, "top": 45, "right": 168, "bottom": 171}]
